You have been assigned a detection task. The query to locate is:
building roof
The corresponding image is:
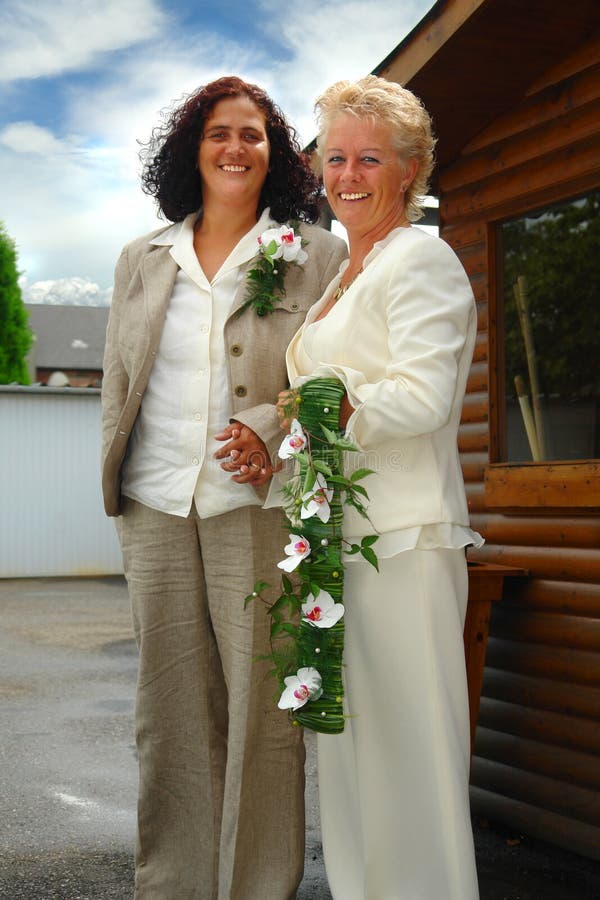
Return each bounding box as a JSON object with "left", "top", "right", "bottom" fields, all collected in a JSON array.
[
  {"left": 26, "top": 304, "right": 109, "bottom": 371},
  {"left": 374, "top": 0, "right": 600, "bottom": 182}
]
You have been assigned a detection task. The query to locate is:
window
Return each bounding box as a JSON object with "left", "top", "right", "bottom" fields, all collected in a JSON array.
[{"left": 500, "top": 191, "right": 600, "bottom": 463}]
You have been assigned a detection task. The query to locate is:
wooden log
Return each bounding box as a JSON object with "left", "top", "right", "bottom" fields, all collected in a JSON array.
[
  {"left": 490, "top": 606, "right": 600, "bottom": 652},
  {"left": 455, "top": 243, "right": 486, "bottom": 278},
  {"left": 458, "top": 422, "right": 489, "bottom": 453},
  {"left": 474, "top": 726, "right": 600, "bottom": 790},
  {"left": 460, "top": 393, "right": 488, "bottom": 425},
  {"left": 461, "top": 58, "right": 600, "bottom": 154},
  {"left": 468, "top": 516, "right": 600, "bottom": 551},
  {"left": 525, "top": 32, "right": 600, "bottom": 95},
  {"left": 478, "top": 697, "right": 600, "bottom": 755},
  {"left": 440, "top": 219, "right": 486, "bottom": 248},
  {"left": 466, "top": 362, "right": 488, "bottom": 395},
  {"left": 471, "top": 756, "right": 600, "bottom": 826},
  {"left": 469, "top": 786, "right": 600, "bottom": 861},
  {"left": 482, "top": 668, "right": 600, "bottom": 721},
  {"left": 485, "top": 636, "right": 600, "bottom": 686},
  {"left": 441, "top": 135, "right": 600, "bottom": 222},
  {"left": 442, "top": 96, "right": 600, "bottom": 192},
  {"left": 466, "top": 482, "right": 487, "bottom": 514},
  {"left": 461, "top": 452, "right": 487, "bottom": 483},
  {"left": 471, "top": 332, "right": 488, "bottom": 364},
  {"left": 501, "top": 578, "right": 600, "bottom": 614},
  {"left": 471, "top": 298, "right": 489, "bottom": 331},
  {"left": 470, "top": 544, "right": 600, "bottom": 582}
]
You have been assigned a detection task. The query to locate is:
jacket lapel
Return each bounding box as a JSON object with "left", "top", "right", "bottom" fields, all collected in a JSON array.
[
  {"left": 228, "top": 258, "right": 255, "bottom": 320},
  {"left": 141, "top": 247, "right": 179, "bottom": 337}
]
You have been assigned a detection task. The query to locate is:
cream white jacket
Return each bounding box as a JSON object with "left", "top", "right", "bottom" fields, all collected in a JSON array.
[{"left": 286, "top": 225, "right": 477, "bottom": 538}]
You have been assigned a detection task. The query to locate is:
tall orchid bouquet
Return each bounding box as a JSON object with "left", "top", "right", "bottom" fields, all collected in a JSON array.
[
  {"left": 237, "top": 223, "right": 308, "bottom": 317},
  {"left": 245, "top": 378, "right": 378, "bottom": 734}
]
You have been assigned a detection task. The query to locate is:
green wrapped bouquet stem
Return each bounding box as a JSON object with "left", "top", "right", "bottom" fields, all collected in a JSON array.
[{"left": 245, "top": 377, "right": 378, "bottom": 735}]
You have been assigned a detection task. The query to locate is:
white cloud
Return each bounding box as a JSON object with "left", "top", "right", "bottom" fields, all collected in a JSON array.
[
  {"left": 23, "top": 276, "right": 113, "bottom": 306},
  {"left": 65, "top": 35, "right": 259, "bottom": 149},
  {"left": 0, "top": 122, "right": 80, "bottom": 156},
  {"left": 262, "top": 0, "right": 429, "bottom": 142},
  {"left": 0, "top": 0, "right": 167, "bottom": 82},
  {"left": 1, "top": 0, "right": 435, "bottom": 298}
]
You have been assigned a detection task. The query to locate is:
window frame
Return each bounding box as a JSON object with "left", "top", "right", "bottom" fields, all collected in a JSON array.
[{"left": 484, "top": 182, "right": 600, "bottom": 510}]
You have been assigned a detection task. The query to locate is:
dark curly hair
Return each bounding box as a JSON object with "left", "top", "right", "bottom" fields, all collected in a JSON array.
[{"left": 140, "top": 75, "right": 320, "bottom": 224}]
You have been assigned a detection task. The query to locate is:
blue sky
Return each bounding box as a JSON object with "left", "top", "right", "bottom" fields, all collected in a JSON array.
[{"left": 0, "top": 0, "right": 434, "bottom": 304}]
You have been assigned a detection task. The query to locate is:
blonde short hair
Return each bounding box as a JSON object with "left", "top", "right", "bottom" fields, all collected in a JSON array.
[{"left": 314, "top": 75, "right": 436, "bottom": 222}]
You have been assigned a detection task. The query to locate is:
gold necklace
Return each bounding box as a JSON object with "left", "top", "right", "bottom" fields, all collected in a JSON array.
[{"left": 332, "top": 267, "right": 363, "bottom": 302}]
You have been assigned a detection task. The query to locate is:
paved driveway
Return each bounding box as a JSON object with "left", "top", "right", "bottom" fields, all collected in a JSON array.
[{"left": 1, "top": 577, "right": 599, "bottom": 899}]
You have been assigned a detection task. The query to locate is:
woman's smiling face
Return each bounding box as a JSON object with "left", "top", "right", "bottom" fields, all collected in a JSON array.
[
  {"left": 322, "top": 113, "right": 416, "bottom": 240},
  {"left": 198, "top": 95, "right": 270, "bottom": 212}
]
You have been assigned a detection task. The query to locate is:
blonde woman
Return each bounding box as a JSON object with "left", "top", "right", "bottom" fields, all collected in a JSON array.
[{"left": 278, "top": 76, "right": 482, "bottom": 899}]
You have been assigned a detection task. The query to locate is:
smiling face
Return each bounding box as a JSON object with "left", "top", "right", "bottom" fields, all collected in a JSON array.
[
  {"left": 197, "top": 94, "right": 270, "bottom": 215},
  {"left": 322, "top": 113, "right": 417, "bottom": 243}
]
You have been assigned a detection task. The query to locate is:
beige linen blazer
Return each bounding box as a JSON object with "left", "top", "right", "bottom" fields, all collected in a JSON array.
[
  {"left": 101, "top": 221, "right": 347, "bottom": 517},
  {"left": 286, "top": 226, "right": 477, "bottom": 538}
]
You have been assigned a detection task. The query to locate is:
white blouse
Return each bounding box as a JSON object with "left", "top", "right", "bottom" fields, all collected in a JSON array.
[{"left": 121, "top": 208, "right": 275, "bottom": 518}]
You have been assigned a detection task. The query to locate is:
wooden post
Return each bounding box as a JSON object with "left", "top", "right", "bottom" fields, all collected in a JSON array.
[
  {"left": 465, "top": 561, "right": 527, "bottom": 752},
  {"left": 513, "top": 276, "right": 547, "bottom": 459}
]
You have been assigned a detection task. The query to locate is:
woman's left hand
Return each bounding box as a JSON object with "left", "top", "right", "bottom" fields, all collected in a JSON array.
[
  {"left": 214, "top": 423, "right": 273, "bottom": 486},
  {"left": 276, "top": 389, "right": 300, "bottom": 431}
]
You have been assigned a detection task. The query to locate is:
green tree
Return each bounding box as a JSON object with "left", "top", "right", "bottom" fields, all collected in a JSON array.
[{"left": 0, "top": 222, "right": 32, "bottom": 384}]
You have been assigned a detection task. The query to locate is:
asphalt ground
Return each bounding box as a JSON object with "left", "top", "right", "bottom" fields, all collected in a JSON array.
[{"left": 1, "top": 576, "right": 599, "bottom": 900}]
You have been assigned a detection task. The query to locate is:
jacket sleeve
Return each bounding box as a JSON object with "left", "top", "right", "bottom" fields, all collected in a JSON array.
[
  {"left": 307, "top": 237, "right": 475, "bottom": 450},
  {"left": 101, "top": 246, "right": 131, "bottom": 467}
]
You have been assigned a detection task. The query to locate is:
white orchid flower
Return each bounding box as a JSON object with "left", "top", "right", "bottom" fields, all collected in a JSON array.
[
  {"left": 258, "top": 225, "right": 308, "bottom": 265},
  {"left": 277, "top": 534, "right": 311, "bottom": 572},
  {"left": 278, "top": 667, "right": 323, "bottom": 710},
  {"left": 300, "top": 473, "right": 333, "bottom": 523},
  {"left": 278, "top": 419, "right": 307, "bottom": 459},
  {"left": 301, "top": 590, "right": 345, "bottom": 629}
]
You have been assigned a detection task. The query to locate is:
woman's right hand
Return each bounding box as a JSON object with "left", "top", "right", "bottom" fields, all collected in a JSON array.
[{"left": 276, "top": 389, "right": 300, "bottom": 432}]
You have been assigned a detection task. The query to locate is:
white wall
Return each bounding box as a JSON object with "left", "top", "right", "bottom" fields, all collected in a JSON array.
[{"left": 0, "top": 386, "right": 123, "bottom": 577}]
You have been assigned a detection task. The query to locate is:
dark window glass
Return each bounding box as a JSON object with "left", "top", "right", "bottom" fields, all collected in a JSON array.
[{"left": 501, "top": 191, "right": 600, "bottom": 462}]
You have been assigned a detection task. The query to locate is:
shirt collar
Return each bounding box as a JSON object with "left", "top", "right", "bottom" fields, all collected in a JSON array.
[
  {"left": 150, "top": 207, "right": 277, "bottom": 283},
  {"left": 337, "top": 224, "right": 412, "bottom": 277}
]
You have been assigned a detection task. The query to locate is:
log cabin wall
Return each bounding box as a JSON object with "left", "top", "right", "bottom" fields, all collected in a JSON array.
[{"left": 438, "top": 38, "right": 600, "bottom": 858}]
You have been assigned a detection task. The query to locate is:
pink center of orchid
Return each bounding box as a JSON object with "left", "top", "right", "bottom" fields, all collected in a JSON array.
[
  {"left": 307, "top": 607, "right": 322, "bottom": 621},
  {"left": 281, "top": 231, "right": 294, "bottom": 243},
  {"left": 294, "top": 684, "right": 310, "bottom": 701},
  {"left": 289, "top": 435, "right": 304, "bottom": 449},
  {"left": 294, "top": 540, "right": 308, "bottom": 554},
  {"left": 314, "top": 491, "right": 326, "bottom": 505}
]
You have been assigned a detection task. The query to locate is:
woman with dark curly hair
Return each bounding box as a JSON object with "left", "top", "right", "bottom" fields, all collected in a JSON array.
[{"left": 101, "top": 75, "right": 347, "bottom": 899}]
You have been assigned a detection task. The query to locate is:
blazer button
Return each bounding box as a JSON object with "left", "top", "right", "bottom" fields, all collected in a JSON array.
[
  {"left": 290, "top": 302, "right": 299, "bottom": 310},
  {"left": 235, "top": 385, "right": 247, "bottom": 397},
  {"left": 230, "top": 344, "right": 242, "bottom": 356}
]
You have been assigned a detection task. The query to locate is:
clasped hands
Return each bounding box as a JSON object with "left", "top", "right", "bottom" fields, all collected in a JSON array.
[
  {"left": 214, "top": 389, "right": 353, "bottom": 487},
  {"left": 214, "top": 423, "right": 273, "bottom": 487}
]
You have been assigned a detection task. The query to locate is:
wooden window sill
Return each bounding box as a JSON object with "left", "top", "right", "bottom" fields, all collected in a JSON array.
[{"left": 484, "top": 461, "right": 600, "bottom": 510}]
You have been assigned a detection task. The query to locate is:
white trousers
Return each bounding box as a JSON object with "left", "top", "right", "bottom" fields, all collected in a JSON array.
[{"left": 318, "top": 548, "right": 479, "bottom": 900}]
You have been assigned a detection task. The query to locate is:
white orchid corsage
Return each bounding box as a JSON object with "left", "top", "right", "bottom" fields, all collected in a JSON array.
[
  {"left": 238, "top": 223, "right": 307, "bottom": 317},
  {"left": 245, "top": 377, "right": 378, "bottom": 734}
]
